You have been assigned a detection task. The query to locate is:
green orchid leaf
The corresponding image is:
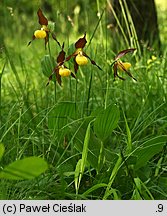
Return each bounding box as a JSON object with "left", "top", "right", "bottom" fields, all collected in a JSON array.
[
  {"left": 133, "top": 136, "right": 167, "bottom": 169},
  {"left": 41, "top": 54, "right": 56, "bottom": 81},
  {"left": 94, "top": 104, "right": 120, "bottom": 141},
  {"left": 0, "top": 156, "right": 48, "bottom": 180}
]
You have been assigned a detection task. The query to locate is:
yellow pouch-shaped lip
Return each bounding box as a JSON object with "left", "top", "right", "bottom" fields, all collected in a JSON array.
[
  {"left": 59, "top": 68, "right": 71, "bottom": 77},
  {"left": 34, "top": 30, "right": 47, "bottom": 39}
]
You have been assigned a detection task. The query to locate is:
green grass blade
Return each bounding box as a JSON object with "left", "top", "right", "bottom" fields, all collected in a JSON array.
[
  {"left": 103, "top": 153, "right": 122, "bottom": 199},
  {"left": 74, "top": 159, "right": 82, "bottom": 194},
  {"left": 123, "top": 112, "right": 132, "bottom": 154},
  {"left": 75, "top": 122, "right": 91, "bottom": 194},
  {"left": 0, "top": 143, "right": 5, "bottom": 161},
  {"left": 131, "top": 177, "right": 142, "bottom": 200},
  {"left": 107, "top": 0, "right": 129, "bottom": 47},
  {"left": 0, "top": 60, "right": 6, "bottom": 124},
  {"left": 82, "top": 183, "right": 108, "bottom": 196}
]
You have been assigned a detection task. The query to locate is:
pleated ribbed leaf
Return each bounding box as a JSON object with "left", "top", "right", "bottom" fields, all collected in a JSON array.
[
  {"left": 48, "top": 102, "right": 76, "bottom": 137},
  {"left": 94, "top": 104, "right": 120, "bottom": 141},
  {"left": 41, "top": 55, "right": 56, "bottom": 81},
  {"left": 133, "top": 135, "right": 167, "bottom": 169},
  {"left": 0, "top": 157, "right": 48, "bottom": 180}
]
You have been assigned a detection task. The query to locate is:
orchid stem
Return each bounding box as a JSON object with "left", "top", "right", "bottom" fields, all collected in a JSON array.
[
  {"left": 104, "top": 72, "right": 109, "bottom": 109},
  {"left": 0, "top": 61, "right": 6, "bottom": 126},
  {"left": 48, "top": 40, "right": 57, "bottom": 103},
  {"left": 86, "top": 70, "right": 93, "bottom": 115},
  {"left": 75, "top": 78, "right": 78, "bottom": 113}
]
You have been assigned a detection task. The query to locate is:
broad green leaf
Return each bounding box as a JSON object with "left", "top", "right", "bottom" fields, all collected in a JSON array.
[
  {"left": 158, "top": 177, "right": 167, "bottom": 194},
  {"left": 41, "top": 55, "right": 56, "bottom": 81},
  {"left": 133, "top": 136, "right": 167, "bottom": 169},
  {"left": 94, "top": 104, "right": 120, "bottom": 141},
  {"left": 48, "top": 102, "right": 76, "bottom": 137},
  {"left": 0, "top": 143, "right": 5, "bottom": 160},
  {"left": 0, "top": 156, "right": 48, "bottom": 180}
]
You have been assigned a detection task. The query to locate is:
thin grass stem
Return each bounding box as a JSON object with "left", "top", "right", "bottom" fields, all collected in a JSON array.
[{"left": 107, "top": 0, "right": 129, "bottom": 47}]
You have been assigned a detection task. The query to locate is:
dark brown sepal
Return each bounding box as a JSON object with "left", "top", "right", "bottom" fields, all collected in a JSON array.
[
  {"left": 75, "top": 33, "right": 87, "bottom": 49},
  {"left": 113, "top": 63, "right": 125, "bottom": 80},
  {"left": 118, "top": 62, "right": 137, "bottom": 81},
  {"left": 84, "top": 53, "right": 102, "bottom": 70},
  {"left": 51, "top": 32, "right": 61, "bottom": 48},
  {"left": 74, "top": 58, "right": 79, "bottom": 73},
  {"left": 46, "top": 74, "right": 53, "bottom": 86},
  {"left": 57, "top": 43, "right": 66, "bottom": 64},
  {"left": 65, "top": 50, "right": 78, "bottom": 62},
  {"left": 46, "top": 67, "right": 62, "bottom": 86},
  {"left": 37, "top": 8, "right": 48, "bottom": 26},
  {"left": 55, "top": 67, "right": 62, "bottom": 86},
  {"left": 115, "top": 48, "right": 136, "bottom": 60},
  {"left": 28, "top": 35, "right": 36, "bottom": 46},
  {"left": 71, "top": 72, "right": 77, "bottom": 79}
]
